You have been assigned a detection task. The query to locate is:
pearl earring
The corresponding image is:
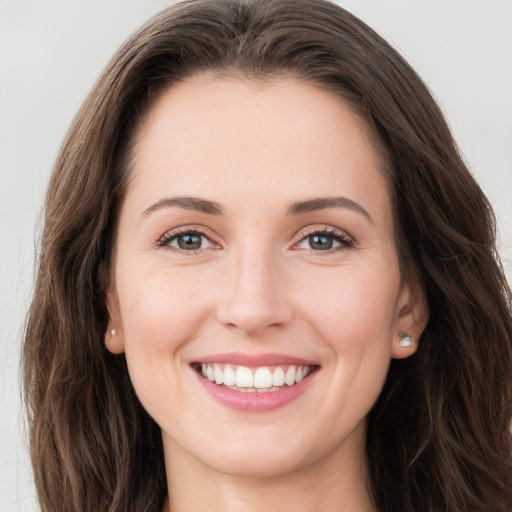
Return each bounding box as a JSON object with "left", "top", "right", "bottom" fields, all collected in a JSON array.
[
  {"left": 399, "top": 332, "right": 413, "bottom": 347},
  {"left": 106, "top": 303, "right": 117, "bottom": 337}
]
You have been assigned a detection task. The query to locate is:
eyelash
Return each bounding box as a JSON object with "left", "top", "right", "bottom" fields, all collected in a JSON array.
[
  {"left": 156, "top": 227, "right": 218, "bottom": 255},
  {"left": 156, "top": 226, "right": 354, "bottom": 255},
  {"left": 294, "top": 226, "right": 355, "bottom": 255}
]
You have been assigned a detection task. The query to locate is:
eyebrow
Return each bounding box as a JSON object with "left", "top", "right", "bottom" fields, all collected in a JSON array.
[
  {"left": 143, "top": 196, "right": 224, "bottom": 216},
  {"left": 287, "top": 196, "right": 373, "bottom": 224},
  {"left": 142, "top": 195, "right": 372, "bottom": 223}
]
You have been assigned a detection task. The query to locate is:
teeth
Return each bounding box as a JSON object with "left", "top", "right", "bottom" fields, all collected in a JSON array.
[
  {"left": 285, "top": 366, "right": 296, "bottom": 386},
  {"left": 223, "top": 366, "right": 236, "bottom": 386},
  {"left": 254, "top": 367, "right": 273, "bottom": 389},
  {"left": 197, "top": 363, "right": 315, "bottom": 392},
  {"left": 235, "top": 366, "right": 254, "bottom": 388},
  {"left": 272, "top": 367, "right": 285, "bottom": 387},
  {"left": 214, "top": 364, "right": 224, "bottom": 385}
]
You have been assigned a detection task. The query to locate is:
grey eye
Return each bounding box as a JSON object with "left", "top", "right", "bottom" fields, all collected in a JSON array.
[
  {"left": 296, "top": 229, "right": 352, "bottom": 252},
  {"left": 308, "top": 234, "right": 334, "bottom": 250},
  {"left": 169, "top": 232, "right": 212, "bottom": 251}
]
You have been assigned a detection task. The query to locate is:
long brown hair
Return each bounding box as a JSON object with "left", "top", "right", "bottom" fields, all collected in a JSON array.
[{"left": 23, "top": 1, "right": 512, "bottom": 510}]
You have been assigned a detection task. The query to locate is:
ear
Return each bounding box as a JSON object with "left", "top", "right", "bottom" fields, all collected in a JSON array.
[
  {"left": 391, "top": 280, "right": 429, "bottom": 359},
  {"left": 100, "top": 263, "right": 125, "bottom": 355}
]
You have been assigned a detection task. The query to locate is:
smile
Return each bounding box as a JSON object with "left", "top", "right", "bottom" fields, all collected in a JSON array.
[
  {"left": 194, "top": 363, "right": 315, "bottom": 392},
  {"left": 191, "top": 357, "right": 320, "bottom": 412}
]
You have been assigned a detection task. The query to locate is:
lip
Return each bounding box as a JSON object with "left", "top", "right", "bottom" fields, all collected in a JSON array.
[
  {"left": 190, "top": 352, "right": 318, "bottom": 367},
  {"left": 191, "top": 354, "right": 319, "bottom": 413}
]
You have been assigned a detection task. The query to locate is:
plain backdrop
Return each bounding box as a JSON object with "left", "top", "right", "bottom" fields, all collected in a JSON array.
[{"left": 1, "top": 1, "right": 511, "bottom": 511}]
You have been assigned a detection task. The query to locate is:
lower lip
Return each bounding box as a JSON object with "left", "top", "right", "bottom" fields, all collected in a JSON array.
[{"left": 194, "top": 368, "right": 318, "bottom": 412}]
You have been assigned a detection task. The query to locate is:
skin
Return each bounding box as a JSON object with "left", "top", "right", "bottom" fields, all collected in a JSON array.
[{"left": 105, "top": 75, "right": 427, "bottom": 512}]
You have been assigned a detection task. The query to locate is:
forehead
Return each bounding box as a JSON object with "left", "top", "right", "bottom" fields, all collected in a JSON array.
[
  {"left": 125, "top": 75, "right": 392, "bottom": 223},
  {"left": 135, "top": 75, "right": 380, "bottom": 161}
]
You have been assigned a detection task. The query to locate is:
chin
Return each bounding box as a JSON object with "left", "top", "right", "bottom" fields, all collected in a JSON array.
[
  {"left": 206, "top": 448, "right": 310, "bottom": 479},
  {"left": 184, "top": 425, "right": 324, "bottom": 479}
]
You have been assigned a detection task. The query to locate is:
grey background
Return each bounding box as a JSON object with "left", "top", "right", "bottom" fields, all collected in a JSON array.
[{"left": 1, "top": 1, "right": 511, "bottom": 510}]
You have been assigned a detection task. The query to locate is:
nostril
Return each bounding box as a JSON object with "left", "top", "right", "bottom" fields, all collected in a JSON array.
[{"left": 216, "top": 301, "right": 293, "bottom": 335}]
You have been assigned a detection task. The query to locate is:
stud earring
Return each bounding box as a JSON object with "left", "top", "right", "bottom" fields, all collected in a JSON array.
[
  {"left": 106, "top": 304, "right": 117, "bottom": 337},
  {"left": 399, "top": 332, "right": 413, "bottom": 347}
]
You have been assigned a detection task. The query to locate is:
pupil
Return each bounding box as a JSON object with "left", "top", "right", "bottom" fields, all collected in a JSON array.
[
  {"left": 178, "top": 234, "right": 201, "bottom": 250},
  {"left": 309, "top": 234, "right": 333, "bottom": 250}
]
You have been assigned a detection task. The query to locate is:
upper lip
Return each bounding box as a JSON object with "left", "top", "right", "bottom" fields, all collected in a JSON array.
[{"left": 190, "top": 352, "right": 319, "bottom": 367}]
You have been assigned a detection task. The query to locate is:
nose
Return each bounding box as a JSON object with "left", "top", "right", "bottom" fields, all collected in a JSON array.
[{"left": 216, "top": 249, "right": 294, "bottom": 335}]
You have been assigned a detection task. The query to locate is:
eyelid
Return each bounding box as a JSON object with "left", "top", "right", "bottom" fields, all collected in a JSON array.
[
  {"left": 292, "top": 225, "right": 355, "bottom": 253},
  {"left": 295, "top": 224, "right": 353, "bottom": 241},
  {"left": 155, "top": 223, "right": 354, "bottom": 254},
  {"left": 156, "top": 225, "right": 222, "bottom": 251}
]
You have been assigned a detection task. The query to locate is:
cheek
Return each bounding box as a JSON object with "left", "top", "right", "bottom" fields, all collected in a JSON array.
[
  {"left": 118, "top": 263, "right": 210, "bottom": 351},
  {"left": 296, "top": 261, "right": 400, "bottom": 350},
  {"left": 115, "top": 264, "right": 214, "bottom": 407},
  {"left": 280, "top": 262, "right": 400, "bottom": 457},
  {"left": 294, "top": 259, "right": 399, "bottom": 417}
]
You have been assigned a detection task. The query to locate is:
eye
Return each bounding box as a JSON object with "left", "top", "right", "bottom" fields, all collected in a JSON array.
[
  {"left": 172, "top": 232, "right": 211, "bottom": 250},
  {"left": 295, "top": 228, "right": 354, "bottom": 253},
  {"left": 157, "top": 228, "right": 215, "bottom": 252}
]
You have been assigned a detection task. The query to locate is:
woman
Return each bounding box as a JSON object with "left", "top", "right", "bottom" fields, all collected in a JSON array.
[{"left": 23, "top": 0, "right": 512, "bottom": 510}]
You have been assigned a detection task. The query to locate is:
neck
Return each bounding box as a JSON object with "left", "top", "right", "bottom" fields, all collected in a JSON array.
[{"left": 161, "top": 427, "right": 376, "bottom": 512}]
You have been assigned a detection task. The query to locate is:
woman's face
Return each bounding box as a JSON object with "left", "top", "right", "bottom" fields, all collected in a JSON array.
[{"left": 106, "top": 76, "right": 423, "bottom": 478}]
